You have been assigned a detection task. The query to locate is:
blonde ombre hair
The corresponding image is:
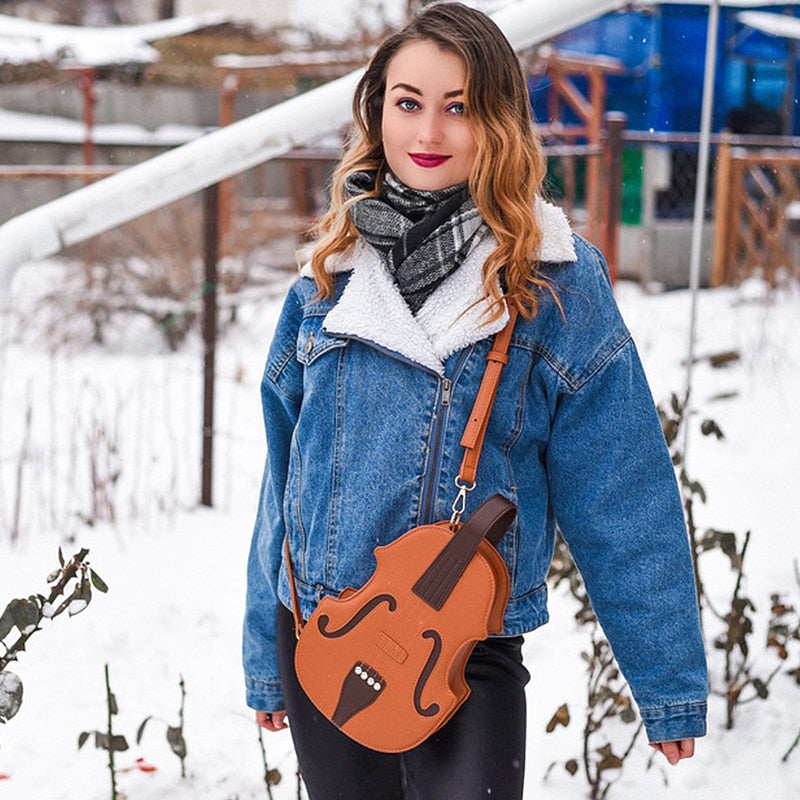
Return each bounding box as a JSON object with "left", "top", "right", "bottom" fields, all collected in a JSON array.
[{"left": 310, "top": 2, "right": 552, "bottom": 320}]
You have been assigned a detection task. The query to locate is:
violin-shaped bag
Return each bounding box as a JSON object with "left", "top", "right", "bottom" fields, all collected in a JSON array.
[{"left": 287, "top": 308, "right": 519, "bottom": 753}]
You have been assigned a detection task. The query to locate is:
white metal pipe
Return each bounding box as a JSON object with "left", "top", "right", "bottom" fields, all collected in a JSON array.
[{"left": 682, "top": 0, "right": 722, "bottom": 459}]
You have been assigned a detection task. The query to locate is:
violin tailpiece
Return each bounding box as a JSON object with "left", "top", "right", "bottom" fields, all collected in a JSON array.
[{"left": 331, "top": 662, "right": 386, "bottom": 728}]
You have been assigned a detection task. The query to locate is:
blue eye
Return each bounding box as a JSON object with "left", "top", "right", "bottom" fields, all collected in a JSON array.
[
  {"left": 398, "top": 98, "right": 419, "bottom": 111},
  {"left": 448, "top": 102, "right": 466, "bottom": 115}
]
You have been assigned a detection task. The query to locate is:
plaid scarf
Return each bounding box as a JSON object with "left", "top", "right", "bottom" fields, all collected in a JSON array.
[{"left": 345, "top": 170, "right": 485, "bottom": 314}]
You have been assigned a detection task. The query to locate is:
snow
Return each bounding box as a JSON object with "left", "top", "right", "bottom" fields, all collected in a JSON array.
[
  {"left": 290, "top": 0, "right": 407, "bottom": 41},
  {"left": 288, "top": 0, "right": 512, "bottom": 42},
  {"left": 1, "top": 261, "right": 799, "bottom": 799},
  {"left": 0, "top": 108, "right": 204, "bottom": 147},
  {"left": 0, "top": 13, "right": 227, "bottom": 67},
  {"left": 738, "top": 10, "right": 800, "bottom": 40}
]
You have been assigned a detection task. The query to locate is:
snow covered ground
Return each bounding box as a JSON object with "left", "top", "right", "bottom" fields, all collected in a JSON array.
[{"left": 1, "top": 264, "right": 799, "bottom": 800}]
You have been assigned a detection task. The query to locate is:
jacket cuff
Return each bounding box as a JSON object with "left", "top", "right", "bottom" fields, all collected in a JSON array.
[
  {"left": 640, "top": 701, "right": 707, "bottom": 743},
  {"left": 245, "top": 676, "right": 285, "bottom": 713}
]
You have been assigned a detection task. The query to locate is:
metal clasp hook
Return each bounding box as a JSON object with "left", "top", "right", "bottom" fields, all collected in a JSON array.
[{"left": 450, "top": 477, "right": 476, "bottom": 529}]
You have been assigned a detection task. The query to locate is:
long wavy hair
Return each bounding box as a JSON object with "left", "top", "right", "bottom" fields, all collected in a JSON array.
[{"left": 310, "top": 1, "right": 551, "bottom": 320}]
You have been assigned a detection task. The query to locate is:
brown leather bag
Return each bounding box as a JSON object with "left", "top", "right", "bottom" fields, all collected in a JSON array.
[{"left": 287, "top": 308, "right": 518, "bottom": 752}]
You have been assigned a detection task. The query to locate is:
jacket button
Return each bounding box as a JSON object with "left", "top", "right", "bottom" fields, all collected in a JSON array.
[{"left": 304, "top": 332, "right": 315, "bottom": 354}]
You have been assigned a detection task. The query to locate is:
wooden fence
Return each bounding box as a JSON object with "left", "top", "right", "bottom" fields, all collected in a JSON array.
[{"left": 712, "top": 139, "right": 800, "bottom": 286}]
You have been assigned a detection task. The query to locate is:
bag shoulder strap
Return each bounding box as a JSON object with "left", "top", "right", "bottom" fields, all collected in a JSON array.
[
  {"left": 285, "top": 536, "right": 305, "bottom": 638},
  {"left": 457, "top": 305, "right": 518, "bottom": 486}
]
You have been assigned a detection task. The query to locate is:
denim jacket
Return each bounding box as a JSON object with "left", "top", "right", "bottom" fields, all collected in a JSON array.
[{"left": 243, "top": 200, "right": 708, "bottom": 744}]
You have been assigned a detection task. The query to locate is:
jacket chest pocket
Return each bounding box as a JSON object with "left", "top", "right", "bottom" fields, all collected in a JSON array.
[{"left": 296, "top": 318, "right": 347, "bottom": 366}]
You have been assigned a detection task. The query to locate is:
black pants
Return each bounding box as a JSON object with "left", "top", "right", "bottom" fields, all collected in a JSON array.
[{"left": 276, "top": 604, "right": 530, "bottom": 800}]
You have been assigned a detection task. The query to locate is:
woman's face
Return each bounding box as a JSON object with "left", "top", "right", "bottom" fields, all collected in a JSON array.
[{"left": 381, "top": 39, "right": 477, "bottom": 192}]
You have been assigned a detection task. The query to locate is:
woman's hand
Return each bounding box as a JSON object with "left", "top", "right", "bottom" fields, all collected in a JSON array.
[
  {"left": 256, "top": 710, "right": 289, "bottom": 732},
  {"left": 650, "top": 738, "right": 695, "bottom": 765}
]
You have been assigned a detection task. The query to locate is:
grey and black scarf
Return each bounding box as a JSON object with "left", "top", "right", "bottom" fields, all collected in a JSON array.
[{"left": 345, "top": 170, "right": 485, "bottom": 314}]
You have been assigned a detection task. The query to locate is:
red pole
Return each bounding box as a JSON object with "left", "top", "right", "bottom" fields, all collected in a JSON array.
[{"left": 78, "top": 67, "right": 97, "bottom": 171}]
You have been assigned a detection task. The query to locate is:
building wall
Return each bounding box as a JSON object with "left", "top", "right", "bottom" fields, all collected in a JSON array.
[
  {"left": 175, "top": 0, "right": 292, "bottom": 28},
  {"left": 124, "top": 0, "right": 160, "bottom": 22}
]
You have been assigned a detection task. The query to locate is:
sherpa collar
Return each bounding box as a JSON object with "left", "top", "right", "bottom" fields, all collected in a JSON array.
[{"left": 300, "top": 198, "right": 576, "bottom": 376}]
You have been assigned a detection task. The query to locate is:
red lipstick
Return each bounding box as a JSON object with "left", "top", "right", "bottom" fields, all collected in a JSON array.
[{"left": 409, "top": 153, "right": 451, "bottom": 168}]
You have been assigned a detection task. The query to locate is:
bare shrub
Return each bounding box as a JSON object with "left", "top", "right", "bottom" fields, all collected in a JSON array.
[
  {"left": 1, "top": 548, "right": 108, "bottom": 726},
  {"left": 32, "top": 189, "right": 300, "bottom": 351},
  {"left": 545, "top": 534, "right": 643, "bottom": 799}
]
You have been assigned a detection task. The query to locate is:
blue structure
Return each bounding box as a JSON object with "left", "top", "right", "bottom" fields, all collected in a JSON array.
[
  {"left": 529, "top": 4, "right": 800, "bottom": 223},
  {"left": 530, "top": 3, "right": 800, "bottom": 136}
]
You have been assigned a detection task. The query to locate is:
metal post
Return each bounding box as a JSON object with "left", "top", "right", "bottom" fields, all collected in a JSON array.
[
  {"left": 201, "top": 184, "right": 219, "bottom": 507},
  {"left": 683, "top": 0, "right": 721, "bottom": 459},
  {"left": 604, "top": 112, "right": 627, "bottom": 283}
]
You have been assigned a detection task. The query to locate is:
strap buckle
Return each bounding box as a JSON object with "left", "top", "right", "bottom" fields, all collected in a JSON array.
[{"left": 450, "top": 477, "right": 476, "bottom": 529}]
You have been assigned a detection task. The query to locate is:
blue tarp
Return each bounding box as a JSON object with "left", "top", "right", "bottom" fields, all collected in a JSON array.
[{"left": 530, "top": 4, "right": 800, "bottom": 135}]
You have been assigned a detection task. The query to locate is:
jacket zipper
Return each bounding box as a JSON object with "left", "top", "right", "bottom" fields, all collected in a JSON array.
[
  {"left": 420, "top": 350, "right": 470, "bottom": 524},
  {"left": 441, "top": 378, "right": 452, "bottom": 406}
]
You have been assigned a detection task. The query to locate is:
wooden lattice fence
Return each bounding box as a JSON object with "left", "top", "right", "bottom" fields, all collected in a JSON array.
[{"left": 712, "top": 140, "right": 800, "bottom": 286}]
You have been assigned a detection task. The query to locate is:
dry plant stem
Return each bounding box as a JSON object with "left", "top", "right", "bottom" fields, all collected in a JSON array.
[
  {"left": 739, "top": 664, "right": 785, "bottom": 707},
  {"left": 10, "top": 399, "right": 33, "bottom": 545},
  {"left": 0, "top": 548, "right": 89, "bottom": 670},
  {"left": 621, "top": 721, "right": 644, "bottom": 760},
  {"left": 724, "top": 531, "right": 751, "bottom": 730},
  {"left": 256, "top": 727, "right": 275, "bottom": 800},
  {"left": 582, "top": 639, "right": 636, "bottom": 800},
  {"left": 178, "top": 675, "right": 187, "bottom": 778},
  {"left": 783, "top": 728, "right": 800, "bottom": 763},
  {"left": 583, "top": 648, "right": 609, "bottom": 787},
  {"left": 588, "top": 720, "right": 644, "bottom": 800},
  {"left": 105, "top": 664, "right": 119, "bottom": 800},
  {"left": 782, "top": 559, "right": 800, "bottom": 762},
  {"left": 683, "top": 494, "right": 706, "bottom": 636}
]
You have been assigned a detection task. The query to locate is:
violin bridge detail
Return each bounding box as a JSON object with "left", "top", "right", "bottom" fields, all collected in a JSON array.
[{"left": 331, "top": 662, "right": 386, "bottom": 728}]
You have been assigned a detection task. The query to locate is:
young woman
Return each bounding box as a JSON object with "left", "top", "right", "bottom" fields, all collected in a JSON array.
[{"left": 243, "top": 4, "right": 707, "bottom": 798}]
